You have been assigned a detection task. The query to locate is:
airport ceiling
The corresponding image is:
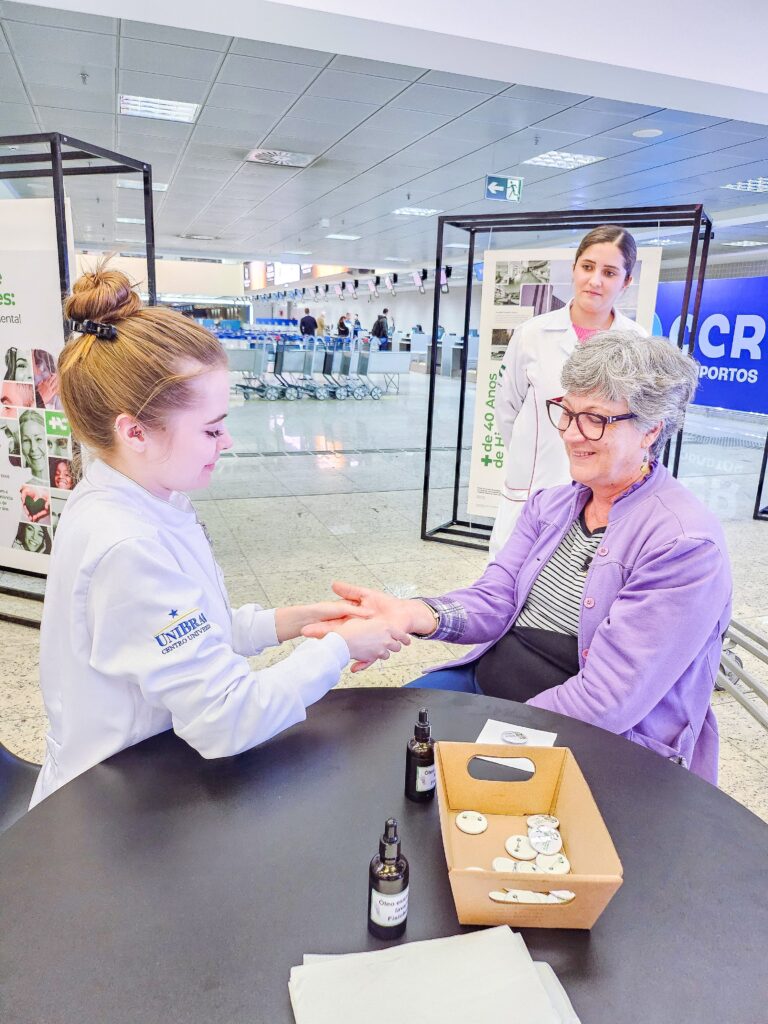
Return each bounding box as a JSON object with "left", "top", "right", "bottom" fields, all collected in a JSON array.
[{"left": 2, "top": 0, "right": 768, "bottom": 269}]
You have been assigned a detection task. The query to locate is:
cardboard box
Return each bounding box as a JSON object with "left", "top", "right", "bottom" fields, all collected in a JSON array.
[{"left": 435, "top": 742, "right": 623, "bottom": 930}]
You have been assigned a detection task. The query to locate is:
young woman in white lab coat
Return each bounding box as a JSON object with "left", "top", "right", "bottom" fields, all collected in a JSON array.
[
  {"left": 489, "top": 225, "right": 647, "bottom": 557},
  {"left": 31, "top": 268, "right": 409, "bottom": 806}
]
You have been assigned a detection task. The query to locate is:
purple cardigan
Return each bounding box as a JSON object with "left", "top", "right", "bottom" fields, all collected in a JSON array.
[{"left": 426, "top": 464, "right": 732, "bottom": 783}]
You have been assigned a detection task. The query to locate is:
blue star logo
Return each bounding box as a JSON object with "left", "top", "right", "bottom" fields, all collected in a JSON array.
[{"left": 169, "top": 609, "right": 178, "bottom": 618}]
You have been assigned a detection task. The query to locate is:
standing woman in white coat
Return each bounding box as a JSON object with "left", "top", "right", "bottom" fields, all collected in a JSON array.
[{"left": 489, "top": 225, "right": 647, "bottom": 557}]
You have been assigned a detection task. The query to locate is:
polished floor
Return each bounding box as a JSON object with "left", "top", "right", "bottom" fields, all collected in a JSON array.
[{"left": 1, "top": 374, "right": 767, "bottom": 822}]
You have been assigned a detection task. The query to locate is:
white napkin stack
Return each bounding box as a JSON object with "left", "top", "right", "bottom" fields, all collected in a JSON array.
[{"left": 289, "top": 926, "right": 580, "bottom": 1024}]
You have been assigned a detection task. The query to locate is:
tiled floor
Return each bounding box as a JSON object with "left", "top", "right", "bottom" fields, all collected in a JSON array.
[{"left": 1, "top": 374, "right": 767, "bottom": 822}]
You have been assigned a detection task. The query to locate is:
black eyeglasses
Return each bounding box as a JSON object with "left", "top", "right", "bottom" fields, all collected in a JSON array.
[{"left": 546, "top": 399, "right": 637, "bottom": 441}]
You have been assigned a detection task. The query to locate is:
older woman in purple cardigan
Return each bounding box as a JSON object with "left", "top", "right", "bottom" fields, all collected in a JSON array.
[{"left": 307, "top": 333, "right": 732, "bottom": 783}]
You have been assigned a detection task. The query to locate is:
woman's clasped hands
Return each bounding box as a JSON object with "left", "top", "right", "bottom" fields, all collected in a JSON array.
[{"left": 299, "top": 581, "right": 438, "bottom": 672}]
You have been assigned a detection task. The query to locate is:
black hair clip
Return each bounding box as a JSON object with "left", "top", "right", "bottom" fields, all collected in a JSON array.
[{"left": 70, "top": 319, "right": 118, "bottom": 341}]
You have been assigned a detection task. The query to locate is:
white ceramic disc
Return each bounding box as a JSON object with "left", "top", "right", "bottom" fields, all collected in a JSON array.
[
  {"left": 504, "top": 834, "right": 537, "bottom": 860},
  {"left": 455, "top": 810, "right": 488, "bottom": 835},
  {"left": 493, "top": 857, "right": 542, "bottom": 873},
  {"left": 501, "top": 729, "right": 528, "bottom": 745},
  {"left": 527, "top": 813, "right": 560, "bottom": 829},
  {"left": 535, "top": 852, "right": 571, "bottom": 874},
  {"left": 528, "top": 826, "right": 563, "bottom": 855}
]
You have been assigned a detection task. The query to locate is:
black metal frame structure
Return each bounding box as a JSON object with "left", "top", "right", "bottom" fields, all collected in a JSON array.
[
  {"left": 754, "top": 431, "right": 768, "bottom": 521},
  {"left": 0, "top": 132, "right": 157, "bottom": 623},
  {"left": 421, "top": 204, "right": 712, "bottom": 549}
]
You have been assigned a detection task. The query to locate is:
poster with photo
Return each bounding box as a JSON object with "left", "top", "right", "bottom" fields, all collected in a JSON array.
[
  {"left": 468, "top": 247, "right": 662, "bottom": 518},
  {"left": 0, "top": 198, "right": 74, "bottom": 573}
]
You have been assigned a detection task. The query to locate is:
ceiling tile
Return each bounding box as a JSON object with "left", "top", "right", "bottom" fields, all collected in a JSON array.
[
  {"left": 218, "top": 54, "right": 319, "bottom": 93},
  {"left": 4, "top": 21, "right": 117, "bottom": 67},
  {"left": 2, "top": 3, "right": 116, "bottom": 33},
  {"left": 390, "top": 83, "right": 481, "bottom": 116},
  {"left": 232, "top": 38, "right": 333, "bottom": 66},
  {"left": 16, "top": 57, "right": 114, "bottom": 93},
  {"left": 118, "top": 70, "right": 209, "bottom": 105},
  {"left": 363, "top": 106, "right": 451, "bottom": 133},
  {"left": 288, "top": 94, "right": 378, "bottom": 127},
  {"left": 0, "top": 52, "right": 25, "bottom": 102},
  {"left": 120, "top": 38, "right": 222, "bottom": 82},
  {"left": 463, "top": 95, "right": 564, "bottom": 127},
  {"left": 578, "top": 97, "right": 663, "bottom": 117},
  {"left": 328, "top": 55, "right": 423, "bottom": 80},
  {"left": 196, "top": 105, "right": 277, "bottom": 134},
  {"left": 419, "top": 70, "right": 509, "bottom": 94},
  {"left": 304, "top": 69, "right": 405, "bottom": 105},
  {"left": 207, "top": 82, "right": 294, "bottom": 117},
  {"left": 533, "top": 107, "right": 638, "bottom": 134},
  {"left": 28, "top": 83, "right": 114, "bottom": 114},
  {"left": 121, "top": 21, "right": 231, "bottom": 51}
]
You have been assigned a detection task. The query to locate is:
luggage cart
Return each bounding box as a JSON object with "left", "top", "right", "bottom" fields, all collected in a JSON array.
[
  {"left": 351, "top": 345, "right": 383, "bottom": 400},
  {"left": 274, "top": 341, "right": 329, "bottom": 400},
  {"left": 320, "top": 346, "right": 351, "bottom": 400},
  {"left": 226, "top": 345, "right": 284, "bottom": 401},
  {"left": 338, "top": 345, "right": 370, "bottom": 400},
  {"left": 365, "top": 349, "right": 412, "bottom": 394}
]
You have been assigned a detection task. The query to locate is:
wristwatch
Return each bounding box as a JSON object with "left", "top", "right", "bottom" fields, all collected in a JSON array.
[{"left": 411, "top": 600, "right": 440, "bottom": 638}]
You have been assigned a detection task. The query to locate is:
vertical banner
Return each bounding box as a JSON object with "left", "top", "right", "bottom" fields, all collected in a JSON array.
[
  {"left": 468, "top": 247, "right": 661, "bottom": 517},
  {"left": 0, "top": 198, "right": 73, "bottom": 573}
]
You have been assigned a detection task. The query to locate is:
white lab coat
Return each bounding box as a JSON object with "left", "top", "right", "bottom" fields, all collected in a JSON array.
[
  {"left": 30, "top": 460, "right": 349, "bottom": 807},
  {"left": 489, "top": 303, "right": 647, "bottom": 557}
]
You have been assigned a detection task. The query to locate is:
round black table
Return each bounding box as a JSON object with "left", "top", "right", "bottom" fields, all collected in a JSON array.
[{"left": 2, "top": 689, "right": 766, "bottom": 1024}]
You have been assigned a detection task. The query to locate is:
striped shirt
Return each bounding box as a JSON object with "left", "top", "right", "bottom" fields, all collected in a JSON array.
[{"left": 514, "top": 513, "right": 605, "bottom": 636}]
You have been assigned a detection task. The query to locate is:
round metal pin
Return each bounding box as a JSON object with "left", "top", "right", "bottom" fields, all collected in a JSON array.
[
  {"left": 501, "top": 729, "right": 528, "bottom": 745},
  {"left": 455, "top": 810, "right": 488, "bottom": 835},
  {"left": 528, "top": 826, "right": 563, "bottom": 855},
  {"left": 504, "top": 834, "right": 537, "bottom": 860},
  {"left": 535, "top": 852, "right": 571, "bottom": 874},
  {"left": 527, "top": 813, "right": 560, "bottom": 829}
]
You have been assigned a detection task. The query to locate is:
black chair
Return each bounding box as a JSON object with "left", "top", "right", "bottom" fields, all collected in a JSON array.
[{"left": 0, "top": 741, "right": 40, "bottom": 834}]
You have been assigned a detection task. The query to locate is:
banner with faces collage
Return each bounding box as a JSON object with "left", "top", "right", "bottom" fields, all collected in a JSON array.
[{"left": 0, "top": 198, "right": 74, "bottom": 572}]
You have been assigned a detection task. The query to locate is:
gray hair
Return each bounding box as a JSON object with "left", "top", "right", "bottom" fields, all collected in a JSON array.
[{"left": 561, "top": 331, "right": 699, "bottom": 459}]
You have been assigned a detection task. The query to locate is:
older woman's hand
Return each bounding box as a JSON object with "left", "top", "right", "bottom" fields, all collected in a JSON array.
[{"left": 302, "top": 580, "right": 437, "bottom": 642}]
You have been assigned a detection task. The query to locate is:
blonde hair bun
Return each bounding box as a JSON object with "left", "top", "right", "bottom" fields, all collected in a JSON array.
[{"left": 64, "top": 265, "right": 142, "bottom": 324}]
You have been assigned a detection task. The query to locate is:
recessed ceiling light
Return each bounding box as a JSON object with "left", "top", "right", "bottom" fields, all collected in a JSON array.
[
  {"left": 384, "top": 257, "right": 410, "bottom": 262},
  {"left": 643, "top": 237, "right": 676, "bottom": 246},
  {"left": 393, "top": 207, "right": 443, "bottom": 217},
  {"left": 445, "top": 243, "right": 471, "bottom": 249},
  {"left": 283, "top": 249, "right": 313, "bottom": 255},
  {"left": 524, "top": 150, "right": 605, "bottom": 169},
  {"left": 326, "top": 233, "right": 361, "bottom": 240},
  {"left": 116, "top": 217, "right": 145, "bottom": 224},
  {"left": 246, "top": 148, "right": 317, "bottom": 167},
  {"left": 117, "top": 179, "right": 168, "bottom": 192},
  {"left": 179, "top": 233, "right": 217, "bottom": 240},
  {"left": 722, "top": 240, "right": 765, "bottom": 247},
  {"left": 721, "top": 177, "right": 768, "bottom": 192},
  {"left": 119, "top": 94, "right": 199, "bottom": 124},
  {"left": 632, "top": 128, "right": 664, "bottom": 139}
]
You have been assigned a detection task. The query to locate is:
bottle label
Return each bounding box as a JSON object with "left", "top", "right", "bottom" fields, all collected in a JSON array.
[
  {"left": 416, "top": 764, "right": 436, "bottom": 792},
  {"left": 370, "top": 886, "right": 409, "bottom": 928}
]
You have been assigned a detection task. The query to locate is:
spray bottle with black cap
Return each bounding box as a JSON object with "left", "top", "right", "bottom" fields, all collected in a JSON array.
[{"left": 368, "top": 817, "right": 409, "bottom": 940}]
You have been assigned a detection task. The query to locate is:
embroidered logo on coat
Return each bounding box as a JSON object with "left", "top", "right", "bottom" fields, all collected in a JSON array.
[{"left": 154, "top": 607, "right": 210, "bottom": 654}]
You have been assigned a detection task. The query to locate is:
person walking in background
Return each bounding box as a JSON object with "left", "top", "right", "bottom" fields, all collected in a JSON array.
[
  {"left": 299, "top": 308, "right": 317, "bottom": 337},
  {"left": 371, "top": 309, "right": 390, "bottom": 349},
  {"left": 337, "top": 313, "right": 351, "bottom": 337},
  {"left": 490, "top": 225, "right": 647, "bottom": 558}
]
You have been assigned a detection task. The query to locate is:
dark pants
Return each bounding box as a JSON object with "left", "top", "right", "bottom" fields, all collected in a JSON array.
[{"left": 405, "top": 663, "right": 481, "bottom": 693}]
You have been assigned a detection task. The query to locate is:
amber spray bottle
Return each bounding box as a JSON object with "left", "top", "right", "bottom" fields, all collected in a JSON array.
[
  {"left": 368, "top": 817, "right": 409, "bottom": 940},
  {"left": 405, "top": 707, "right": 435, "bottom": 802}
]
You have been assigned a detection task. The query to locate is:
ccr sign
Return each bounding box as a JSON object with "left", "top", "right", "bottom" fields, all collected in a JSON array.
[{"left": 655, "top": 278, "right": 767, "bottom": 414}]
